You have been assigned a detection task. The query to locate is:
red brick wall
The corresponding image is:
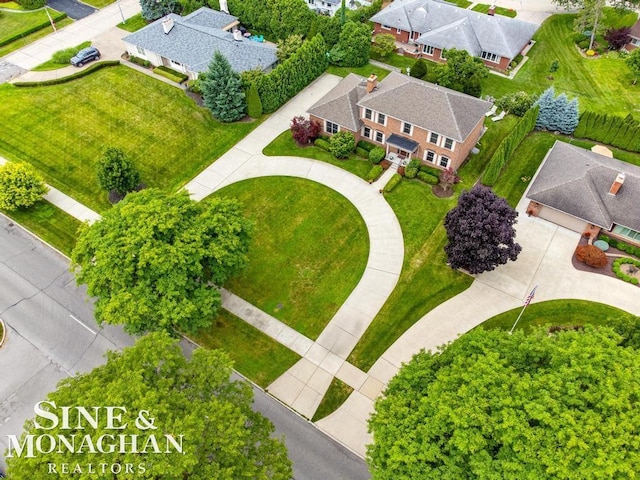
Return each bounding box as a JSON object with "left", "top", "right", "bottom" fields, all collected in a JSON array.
[
  {"left": 373, "top": 23, "right": 409, "bottom": 43},
  {"left": 310, "top": 115, "right": 361, "bottom": 143}
]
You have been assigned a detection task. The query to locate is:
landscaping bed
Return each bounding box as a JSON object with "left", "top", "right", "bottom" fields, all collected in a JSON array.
[{"left": 572, "top": 235, "right": 640, "bottom": 287}]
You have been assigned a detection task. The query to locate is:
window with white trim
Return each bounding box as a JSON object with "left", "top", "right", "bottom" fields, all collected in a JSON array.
[
  {"left": 396, "top": 27, "right": 402, "bottom": 33},
  {"left": 424, "top": 150, "right": 436, "bottom": 163},
  {"left": 325, "top": 121, "right": 338, "bottom": 134},
  {"left": 444, "top": 137, "right": 454, "bottom": 150},
  {"left": 402, "top": 122, "right": 412, "bottom": 135},
  {"left": 422, "top": 45, "right": 434, "bottom": 55},
  {"left": 364, "top": 108, "right": 373, "bottom": 120},
  {"left": 377, "top": 113, "right": 386, "bottom": 125},
  {"left": 375, "top": 131, "right": 384, "bottom": 143},
  {"left": 613, "top": 225, "right": 640, "bottom": 241},
  {"left": 429, "top": 132, "right": 439, "bottom": 144},
  {"left": 439, "top": 156, "right": 450, "bottom": 168},
  {"left": 481, "top": 51, "right": 500, "bottom": 63},
  {"left": 632, "top": 38, "right": 640, "bottom": 46},
  {"left": 382, "top": 24, "right": 391, "bottom": 30},
  {"left": 136, "top": 46, "right": 146, "bottom": 56},
  {"left": 362, "top": 126, "right": 372, "bottom": 139}
]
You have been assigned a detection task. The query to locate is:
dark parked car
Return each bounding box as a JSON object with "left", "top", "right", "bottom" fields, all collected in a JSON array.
[{"left": 70, "top": 47, "right": 100, "bottom": 67}]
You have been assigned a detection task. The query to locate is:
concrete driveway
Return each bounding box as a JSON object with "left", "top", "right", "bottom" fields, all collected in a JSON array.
[{"left": 47, "top": 0, "right": 96, "bottom": 19}]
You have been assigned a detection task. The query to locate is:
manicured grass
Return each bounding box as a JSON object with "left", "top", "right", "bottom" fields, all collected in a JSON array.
[
  {"left": 33, "top": 41, "right": 91, "bottom": 71},
  {"left": 0, "top": 2, "right": 23, "bottom": 10},
  {"left": 0, "top": 16, "right": 73, "bottom": 57},
  {"left": 449, "top": 0, "right": 472, "bottom": 7},
  {"left": 370, "top": 51, "right": 415, "bottom": 71},
  {"left": 472, "top": 4, "right": 517, "bottom": 17},
  {"left": 0, "top": 8, "right": 66, "bottom": 45},
  {"left": 263, "top": 131, "right": 372, "bottom": 180},
  {"left": 477, "top": 300, "right": 637, "bottom": 333},
  {"left": 1, "top": 201, "right": 82, "bottom": 257},
  {"left": 327, "top": 62, "right": 391, "bottom": 81},
  {"left": 312, "top": 378, "right": 353, "bottom": 422},
  {"left": 481, "top": 14, "right": 640, "bottom": 116},
  {"left": 117, "top": 12, "right": 147, "bottom": 33},
  {"left": 194, "top": 309, "right": 301, "bottom": 388},
  {"left": 0, "top": 66, "right": 260, "bottom": 213},
  {"left": 82, "top": 0, "right": 114, "bottom": 7},
  {"left": 210, "top": 177, "right": 369, "bottom": 339}
]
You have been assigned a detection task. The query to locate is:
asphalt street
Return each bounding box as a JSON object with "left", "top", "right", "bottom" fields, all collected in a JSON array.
[
  {"left": 47, "top": 0, "right": 96, "bottom": 19},
  {"left": 0, "top": 215, "right": 370, "bottom": 479}
]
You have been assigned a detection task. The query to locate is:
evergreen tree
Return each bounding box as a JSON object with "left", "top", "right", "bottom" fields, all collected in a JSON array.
[
  {"left": 201, "top": 51, "right": 246, "bottom": 123},
  {"left": 140, "top": 0, "right": 178, "bottom": 21},
  {"left": 329, "top": 21, "right": 371, "bottom": 67},
  {"left": 559, "top": 97, "right": 579, "bottom": 134},
  {"left": 245, "top": 83, "right": 263, "bottom": 118},
  {"left": 410, "top": 59, "right": 428, "bottom": 79},
  {"left": 534, "top": 86, "right": 556, "bottom": 130}
]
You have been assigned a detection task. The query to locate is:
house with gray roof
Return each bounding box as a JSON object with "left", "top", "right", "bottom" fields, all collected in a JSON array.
[
  {"left": 625, "top": 19, "right": 640, "bottom": 51},
  {"left": 306, "top": 0, "right": 370, "bottom": 17},
  {"left": 307, "top": 71, "right": 491, "bottom": 171},
  {"left": 370, "top": 0, "right": 538, "bottom": 71},
  {"left": 526, "top": 141, "right": 640, "bottom": 245},
  {"left": 122, "top": 7, "right": 277, "bottom": 80}
]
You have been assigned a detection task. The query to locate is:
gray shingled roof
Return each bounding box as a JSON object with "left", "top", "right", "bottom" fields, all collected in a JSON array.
[
  {"left": 528, "top": 141, "right": 640, "bottom": 231},
  {"left": 629, "top": 19, "right": 640, "bottom": 40},
  {"left": 307, "top": 73, "right": 367, "bottom": 132},
  {"left": 371, "top": 0, "right": 538, "bottom": 60},
  {"left": 122, "top": 7, "right": 276, "bottom": 74}
]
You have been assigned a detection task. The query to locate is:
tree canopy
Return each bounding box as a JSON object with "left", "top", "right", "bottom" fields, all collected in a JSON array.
[
  {"left": 201, "top": 51, "right": 246, "bottom": 123},
  {"left": 368, "top": 326, "right": 640, "bottom": 479},
  {"left": 329, "top": 21, "right": 371, "bottom": 67},
  {"left": 444, "top": 185, "right": 521, "bottom": 274},
  {"left": 437, "top": 48, "right": 488, "bottom": 97},
  {"left": 0, "top": 162, "right": 48, "bottom": 211},
  {"left": 96, "top": 147, "right": 141, "bottom": 200},
  {"left": 627, "top": 48, "right": 640, "bottom": 84},
  {"left": 6, "top": 332, "right": 292, "bottom": 479},
  {"left": 140, "top": 0, "right": 179, "bottom": 21},
  {"left": 71, "top": 189, "right": 252, "bottom": 334}
]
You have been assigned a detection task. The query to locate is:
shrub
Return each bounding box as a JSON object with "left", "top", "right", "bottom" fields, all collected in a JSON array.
[
  {"left": 573, "top": 33, "right": 589, "bottom": 44},
  {"left": 404, "top": 158, "right": 420, "bottom": 179},
  {"left": 612, "top": 258, "right": 640, "bottom": 285},
  {"left": 383, "top": 173, "right": 402, "bottom": 193},
  {"left": 51, "top": 42, "right": 91, "bottom": 65},
  {"left": 367, "top": 165, "right": 383, "bottom": 182},
  {"left": 372, "top": 33, "right": 396, "bottom": 57},
  {"left": 290, "top": 116, "right": 320, "bottom": 144},
  {"left": 15, "top": 0, "right": 45, "bottom": 9},
  {"left": 495, "top": 91, "right": 535, "bottom": 117},
  {"left": 604, "top": 27, "right": 631, "bottom": 51},
  {"left": 97, "top": 147, "right": 141, "bottom": 197},
  {"left": 356, "top": 140, "right": 376, "bottom": 152},
  {"left": 245, "top": 83, "right": 262, "bottom": 118},
  {"left": 128, "top": 55, "right": 151, "bottom": 67},
  {"left": 314, "top": 138, "right": 331, "bottom": 151},
  {"left": 410, "top": 59, "right": 428, "bottom": 79},
  {"left": 419, "top": 164, "right": 441, "bottom": 178},
  {"left": 329, "top": 131, "right": 355, "bottom": 158},
  {"left": 153, "top": 66, "right": 188, "bottom": 83},
  {"left": 355, "top": 147, "right": 370, "bottom": 158},
  {"left": 369, "top": 147, "right": 385, "bottom": 164},
  {"left": 578, "top": 40, "right": 590, "bottom": 49},
  {"left": 0, "top": 162, "right": 48, "bottom": 210},
  {"left": 575, "top": 244, "right": 608, "bottom": 268},
  {"left": 417, "top": 171, "right": 438, "bottom": 184}
]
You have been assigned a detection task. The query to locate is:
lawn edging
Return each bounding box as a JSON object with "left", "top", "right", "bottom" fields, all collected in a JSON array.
[{"left": 13, "top": 60, "right": 120, "bottom": 87}]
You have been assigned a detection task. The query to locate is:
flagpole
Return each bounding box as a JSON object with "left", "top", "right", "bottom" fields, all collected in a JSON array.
[
  {"left": 508, "top": 304, "right": 527, "bottom": 335},
  {"left": 509, "top": 285, "right": 537, "bottom": 335}
]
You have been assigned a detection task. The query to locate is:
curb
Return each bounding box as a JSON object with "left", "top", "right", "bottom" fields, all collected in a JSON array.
[
  {"left": 0, "top": 317, "right": 6, "bottom": 348},
  {"left": 0, "top": 211, "right": 71, "bottom": 261}
]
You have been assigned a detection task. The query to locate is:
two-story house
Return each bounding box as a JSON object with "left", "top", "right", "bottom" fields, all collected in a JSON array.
[{"left": 307, "top": 72, "right": 491, "bottom": 171}]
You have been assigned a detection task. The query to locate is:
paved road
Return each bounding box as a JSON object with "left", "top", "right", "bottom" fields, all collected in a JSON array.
[
  {"left": 47, "top": 0, "right": 96, "bottom": 19},
  {"left": 0, "top": 215, "right": 370, "bottom": 479}
]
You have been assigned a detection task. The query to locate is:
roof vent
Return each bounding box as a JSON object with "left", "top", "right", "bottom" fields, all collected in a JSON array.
[
  {"left": 609, "top": 172, "right": 626, "bottom": 195},
  {"left": 162, "top": 18, "right": 174, "bottom": 35},
  {"left": 233, "top": 29, "right": 243, "bottom": 41}
]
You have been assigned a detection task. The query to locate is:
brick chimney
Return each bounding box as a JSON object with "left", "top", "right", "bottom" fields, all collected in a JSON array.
[
  {"left": 487, "top": 4, "right": 496, "bottom": 15},
  {"left": 609, "top": 172, "right": 626, "bottom": 195},
  {"left": 366, "top": 74, "right": 378, "bottom": 93},
  {"left": 162, "top": 18, "right": 174, "bottom": 34}
]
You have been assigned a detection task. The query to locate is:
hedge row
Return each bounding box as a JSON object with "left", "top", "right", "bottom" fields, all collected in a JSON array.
[
  {"left": 128, "top": 55, "right": 151, "bottom": 67},
  {"left": 599, "top": 235, "right": 640, "bottom": 257},
  {"left": 153, "top": 66, "right": 188, "bottom": 83},
  {"left": 612, "top": 257, "right": 640, "bottom": 286},
  {"left": 383, "top": 173, "right": 402, "bottom": 192},
  {"left": 13, "top": 61, "right": 120, "bottom": 87},
  {"left": 367, "top": 165, "right": 383, "bottom": 182},
  {"left": 0, "top": 12, "right": 67, "bottom": 48},
  {"left": 482, "top": 105, "right": 539, "bottom": 186},
  {"left": 417, "top": 171, "right": 438, "bottom": 184},
  {"left": 256, "top": 35, "right": 328, "bottom": 113},
  {"left": 574, "top": 111, "right": 640, "bottom": 153}
]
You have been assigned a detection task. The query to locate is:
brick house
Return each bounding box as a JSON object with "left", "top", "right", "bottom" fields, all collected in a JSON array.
[
  {"left": 370, "top": 0, "right": 538, "bottom": 72},
  {"left": 625, "top": 19, "right": 640, "bottom": 51},
  {"left": 307, "top": 71, "right": 491, "bottom": 171}
]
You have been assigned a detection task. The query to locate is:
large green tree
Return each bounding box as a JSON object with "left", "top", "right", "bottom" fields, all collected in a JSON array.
[
  {"left": 140, "top": 0, "right": 179, "bottom": 21},
  {"left": 368, "top": 326, "right": 640, "bottom": 479},
  {"left": 201, "top": 51, "right": 246, "bottom": 123},
  {"left": 437, "top": 48, "right": 488, "bottom": 97},
  {"left": 0, "top": 162, "right": 48, "bottom": 211},
  {"left": 329, "top": 21, "right": 371, "bottom": 67},
  {"left": 71, "top": 189, "right": 252, "bottom": 334},
  {"left": 6, "top": 332, "right": 292, "bottom": 479},
  {"left": 96, "top": 147, "right": 141, "bottom": 200}
]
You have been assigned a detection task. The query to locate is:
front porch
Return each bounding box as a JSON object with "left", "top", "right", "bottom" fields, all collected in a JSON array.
[{"left": 384, "top": 133, "right": 419, "bottom": 165}]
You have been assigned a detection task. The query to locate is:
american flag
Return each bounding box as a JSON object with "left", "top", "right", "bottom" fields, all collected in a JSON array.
[{"left": 524, "top": 286, "right": 537, "bottom": 307}]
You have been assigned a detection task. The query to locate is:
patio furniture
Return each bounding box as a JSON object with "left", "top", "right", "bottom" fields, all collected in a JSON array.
[
  {"left": 491, "top": 110, "right": 507, "bottom": 122},
  {"left": 485, "top": 104, "right": 497, "bottom": 117}
]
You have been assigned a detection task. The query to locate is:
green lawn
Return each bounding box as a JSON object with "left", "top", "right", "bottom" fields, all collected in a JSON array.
[
  {"left": 1, "top": 201, "right": 82, "bottom": 257},
  {"left": 263, "top": 131, "right": 372, "bottom": 180},
  {"left": 117, "top": 12, "right": 147, "bottom": 33},
  {"left": 210, "top": 177, "right": 369, "bottom": 339},
  {"left": 312, "top": 378, "right": 353, "bottom": 422},
  {"left": 0, "top": 8, "right": 66, "bottom": 45},
  {"left": 194, "top": 309, "right": 301, "bottom": 388},
  {"left": 327, "top": 62, "right": 391, "bottom": 81},
  {"left": 369, "top": 51, "right": 415, "bottom": 72},
  {"left": 33, "top": 41, "right": 91, "bottom": 71},
  {"left": 82, "top": 0, "right": 114, "bottom": 7},
  {"left": 0, "top": 16, "right": 73, "bottom": 57},
  {"left": 481, "top": 14, "right": 640, "bottom": 116},
  {"left": 478, "top": 300, "right": 637, "bottom": 333},
  {"left": 0, "top": 2, "right": 23, "bottom": 10},
  {"left": 0, "top": 66, "right": 260, "bottom": 213},
  {"left": 472, "top": 4, "right": 517, "bottom": 17}
]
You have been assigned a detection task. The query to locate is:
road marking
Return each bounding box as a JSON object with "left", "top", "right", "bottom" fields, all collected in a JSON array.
[{"left": 69, "top": 314, "right": 96, "bottom": 335}]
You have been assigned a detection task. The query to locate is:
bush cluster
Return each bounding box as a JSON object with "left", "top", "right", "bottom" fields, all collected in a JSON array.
[
  {"left": 355, "top": 147, "right": 370, "bottom": 158},
  {"left": 599, "top": 235, "right": 640, "bottom": 257},
  {"left": 153, "top": 66, "right": 188, "bottom": 83},
  {"left": 314, "top": 138, "right": 331, "bottom": 151},
  {"left": 329, "top": 131, "right": 355, "bottom": 158},
  {"left": 383, "top": 173, "right": 402, "bottom": 193},
  {"left": 15, "top": 0, "right": 45, "bottom": 9},
  {"left": 367, "top": 165, "right": 383, "bottom": 182},
  {"left": 419, "top": 164, "right": 441, "bottom": 178},
  {"left": 417, "top": 171, "right": 438, "bottom": 184},
  {"left": 575, "top": 244, "right": 608, "bottom": 268},
  {"left": 495, "top": 91, "right": 535, "bottom": 117},
  {"left": 404, "top": 158, "right": 420, "bottom": 179},
  {"left": 356, "top": 140, "right": 376, "bottom": 152},
  {"left": 574, "top": 112, "right": 640, "bottom": 153},
  {"left": 128, "top": 55, "right": 151, "bottom": 67},
  {"left": 14, "top": 61, "right": 120, "bottom": 87},
  {"left": 369, "top": 147, "right": 385, "bottom": 164},
  {"left": 612, "top": 257, "right": 640, "bottom": 285}
]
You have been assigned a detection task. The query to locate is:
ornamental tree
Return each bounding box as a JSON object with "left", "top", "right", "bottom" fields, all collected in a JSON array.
[
  {"left": 604, "top": 27, "right": 631, "bottom": 50},
  {"left": 290, "top": 116, "right": 320, "bottom": 145},
  {"left": 6, "top": 332, "right": 292, "bottom": 479},
  {"left": 71, "top": 189, "right": 252, "bottom": 334},
  {"left": 437, "top": 48, "right": 488, "bottom": 95},
  {"left": 140, "top": 0, "right": 179, "bottom": 21},
  {"left": 444, "top": 185, "right": 521, "bottom": 274},
  {"left": 438, "top": 167, "right": 460, "bottom": 192},
  {"left": 0, "top": 162, "right": 48, "bottom": 211},
  {"left": 201, "top": 51, "right": 246, "bottom": 123},
  {"left": 368, "top": 326, "right": 640, "bottom": 479},
  {"left": 328, "top": 131, "right": 355, "bottom": 158},
  {"left": 96, "top": 147, "right": 141, "bottom": 200},
  {"left": 371, "top": 33, "right": 396, "bottom": 58}
]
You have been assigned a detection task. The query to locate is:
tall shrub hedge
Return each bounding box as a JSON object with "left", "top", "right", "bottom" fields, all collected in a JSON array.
[
  {"left": 482, "top": 106, "right": 539, "bottom": 186},
  {"left": 256, "top": 35, "right": 328, "bottom": 113},
  {"left": 574, "top": 111, "right": 640, "bottom": 152}
]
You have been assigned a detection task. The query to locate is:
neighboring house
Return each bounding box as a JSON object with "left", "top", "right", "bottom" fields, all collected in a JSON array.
[
  {"left": 625, "top": 19, "right": 640, "bottom": 51},
  {"left": 122, "top": 7, "right": 277, "bottom": 80},
  {"left": 526, "top": 141, "right": 640, "bottom": 246},
  {"left": 370, "top": 0, "right": 538, "bottom": 71},
  {"left": 307, "top": 71, "right": 491, "bottom": 171},
  {"left": 305, "top": 0, "right": 371, "bottom": 16}
]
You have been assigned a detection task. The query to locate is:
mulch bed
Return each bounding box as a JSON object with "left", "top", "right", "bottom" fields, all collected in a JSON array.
[
  {"left": 432, "top": 184, "right": 454, "bottom": 198},
  {"left": 571, "top": 235, "right": 639, "bottom": 285}
]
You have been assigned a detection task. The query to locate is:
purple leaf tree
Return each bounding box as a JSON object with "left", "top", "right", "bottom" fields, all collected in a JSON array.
[{"left": 444, "top": 185, "right": 522, "bottom": 274}]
